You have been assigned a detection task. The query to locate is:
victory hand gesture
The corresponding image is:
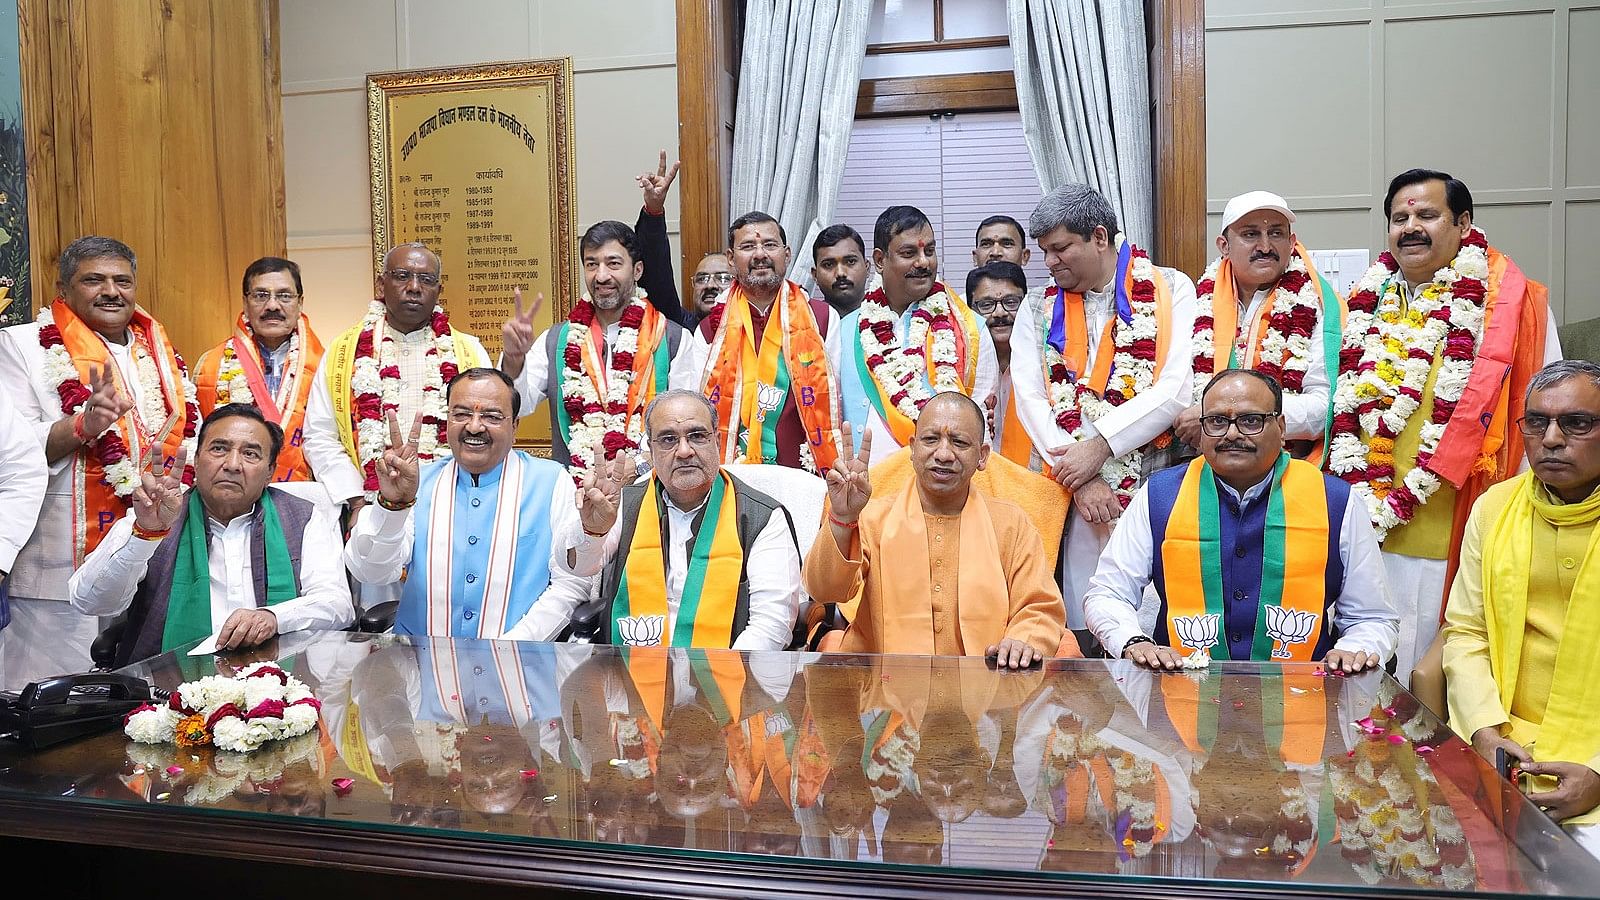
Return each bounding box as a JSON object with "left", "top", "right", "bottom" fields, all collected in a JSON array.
[
  {"left": 377, "top": 411, "right": 424, "bottom": 507},
  {"left": 499, "top": 287, "right": 544, "bottom": 378},
  {"left": 636, "top": 150, "right": 681, "bottom": 215},
  {"left": 132, "top": 444, "right": 190, "bottom": 533},
  {"left": 80, "top": 363, "right": 136, "bottom": 440},
  {"left": 825, "top": 422, "right": 873, "bottom": 523},
  {"left": 576, "top": 449, "right": 632, "bottom": 536}
]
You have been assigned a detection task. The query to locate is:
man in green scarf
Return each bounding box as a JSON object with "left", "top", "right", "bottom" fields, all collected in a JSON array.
[
  {"left": 1443, "top": 359, "right": 1600, "bottom": 856},
  {"left": 68, "top": 403, "right": 353, "bottom": 665}
]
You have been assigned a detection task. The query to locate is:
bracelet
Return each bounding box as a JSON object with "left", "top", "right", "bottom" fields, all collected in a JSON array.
[
  {"left": 1121, "top": 635, "right": 1155, "bottom": 656},
  {"left": 582, "top": 526, "right": 610, "bottom": 538},
  {"left": 132, "top": 523, "right": 172, "bottom": 542},
  {"left": 827, "top": 513, "right": 858, "bottom": 529},
  {"left": 376, "top": 494, "right": 416, "bottom": 512},
  {"left": 72, "top": 413, "right": 91, "bottom": 443}
]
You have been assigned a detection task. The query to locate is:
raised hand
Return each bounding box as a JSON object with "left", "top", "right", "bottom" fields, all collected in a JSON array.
[
  {"left": 499, "top": 287, "right": 544, "bottom": 378},
  {"left": 377, "top": 411, "right": 424, "bottom": 507},
  {"left": 635, "top": 149, "right": 681, "bottom": 216},
  {"left": 824, "top": 422, "right": 873, "bottom": 523},
  {"left": 80, "top": 363, "right": 135, "bottom": 440},
  {"left": 131, "top": 444, "right": 190, "bottom": 533},
  {"left": 576, "top": 448, "right": 631, "bottom": 536}
]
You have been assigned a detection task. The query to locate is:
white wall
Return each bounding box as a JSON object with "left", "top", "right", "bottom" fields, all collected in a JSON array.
[
  {"left": 1205, "top": 1, "right": 1600, "bottom": 325},
  {"left": 277, "top": 0, "right": 680, "bottom": 334}
]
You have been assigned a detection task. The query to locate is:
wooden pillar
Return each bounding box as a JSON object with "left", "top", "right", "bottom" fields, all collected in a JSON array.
[
  {"left": 1151, "top": 0, "right": 1207, "bottom": 277},
  {"left": 18, "top": 0, "right": 287, "bottom": 359},
  {"left": 675, "top": 0, "right": 734, "bottom": 306}
]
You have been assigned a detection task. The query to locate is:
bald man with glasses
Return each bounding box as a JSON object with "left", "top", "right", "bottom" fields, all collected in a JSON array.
[{"left": 1084, "top": 369, "right": 1397, "bottom": 671}]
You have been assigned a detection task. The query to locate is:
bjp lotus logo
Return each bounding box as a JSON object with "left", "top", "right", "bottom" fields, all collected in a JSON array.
[
  {"left": 1171, "top": 613, "right": 1220, "bottom": 655},
  {"left": 1263, "top": 606, "right": 1316, "bottom": 659},
  {"left": 617, "top": 615, "right": 665, "bottom": 647},
  {"left": 754, "top": 382, "right": 784, "bottom": 422}
]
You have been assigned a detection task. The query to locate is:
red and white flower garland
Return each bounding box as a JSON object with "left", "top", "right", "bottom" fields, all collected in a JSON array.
[
  {"left": 38, "top": 305, "right": 199, "bottom": 497},
  {"left": 856, "top": 283, "right": 963, "bottom": 421},
  {"left": 124, "top": 662, "right": 321, "bottom": 754},
  {"left": 217, "top": 329, "right": 301, "bottom": 411},
  {"left": 1042, "top": 237, "right": 1161, "bottom": 506},
  {"left": 349, "top": 300, "right": 460, "bottom": 496},
  {"left": 1328, "top": 228, "right": 1489, "bottom": 539},
  {"left": 1191, "top": 249, "right": 1320, "bottom": 404},
  {"left": 560, "top": 293, "right": 648, "bottom": 485}
]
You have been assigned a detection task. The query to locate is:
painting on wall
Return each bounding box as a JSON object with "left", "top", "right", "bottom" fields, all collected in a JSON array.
[{"left": 0, "top": 1, "right": 26, "bottom": 326}]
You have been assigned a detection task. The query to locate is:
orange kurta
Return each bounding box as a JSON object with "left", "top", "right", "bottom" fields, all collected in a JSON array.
[{"left": 802, "top": 483, "right": 1067, "bottom": 658}]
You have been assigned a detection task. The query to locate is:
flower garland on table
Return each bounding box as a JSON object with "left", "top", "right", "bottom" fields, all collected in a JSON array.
[
  {"left": 856, "top": 283, "right": 963, "bottom": 422},
  {"left": 1043, "top": 237, "right": 1162, "bottom": 506},
  {"left": 216, "top": 330, "right": 301, "bottom": 412},
  {"left": 1327, "top": 228, "right": 1489, "bottom": 540},
  {"left": 561, "top": 295, "right": 648, "bottom": 485},
  {"left": 124, "top": 662, "right": 322, "bottom": 754},
  {"left": 38, "top": 306, "right": 200, "bottom": 497},
  {"left": 349, "top": 300, "right": 459, "bottom": 496},
  {"left": 1191, "top": 249, "right": 1320, "bottom": 403},
  {"left": 126, "top": 730, "right": 322, "bottom": 806}
]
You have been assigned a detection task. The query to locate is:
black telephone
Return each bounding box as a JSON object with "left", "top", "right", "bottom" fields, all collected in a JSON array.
[{"left": 0, "top": 672, "right": 156, "bottom": 750}]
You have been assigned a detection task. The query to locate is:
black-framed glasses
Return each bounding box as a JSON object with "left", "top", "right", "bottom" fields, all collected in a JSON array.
[
  {"left": 1199, "top": 412, "right": 1277, "bottom": 437},
  {"left": 971, "top": 296, "right": 1024, "bottom": 315},
  {"left": 385, "top": 269, "right": 440, "bottom": 288},
  {"left": 1517, "top": 413, "right": 1598, "bottom": 438},
  {"left": 246, "top": 289, "right": 300, "bottom": 304},
  {"left": 692, "top": 272, "right": 735, "bottom": 286}
]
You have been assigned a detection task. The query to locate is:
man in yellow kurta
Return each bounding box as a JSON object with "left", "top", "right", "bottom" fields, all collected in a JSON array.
[
  {"left": 1442, "top": 360, "right": 1600, "bottom": 857},
  {"left": 802, "top": 391, "right": 1068, "bottom": 667}
]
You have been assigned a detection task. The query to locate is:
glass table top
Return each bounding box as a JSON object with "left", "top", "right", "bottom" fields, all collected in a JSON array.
[{"left": 2, "top": 630, "right": 1597, "bottom": 897}]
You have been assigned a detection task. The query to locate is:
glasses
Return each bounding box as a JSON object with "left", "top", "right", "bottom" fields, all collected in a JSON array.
[
  {"left": 448, "top": 408, "right": 508, "bottom": 427},
  {"left": 1199, "top": 413, "right": 1277, "bottom": 437},
  {"left": 971, "top": 296, "right": 1023, "bottom": 315},
  {"left": 692, "top": 272, "right": 735, "bottom": 286},
  {"left": 651, "top": 429, "right": 715, "bottom": 450},
  {"left": 734, "top": 240, "right": 784, "bottom": 254},
  {"left": 246, "top": 290, "right": 300, "bottom": 304},
  {"left": 385, "top": 269, "right": 440, "bottom": 288},
  {"left": 1517, "top": 413, "right": 1598, "bottom": 438}
]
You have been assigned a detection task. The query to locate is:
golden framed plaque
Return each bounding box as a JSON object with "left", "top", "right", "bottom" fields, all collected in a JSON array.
[{"left": 368, "top": 58, "right": 577, "bottom": 449}]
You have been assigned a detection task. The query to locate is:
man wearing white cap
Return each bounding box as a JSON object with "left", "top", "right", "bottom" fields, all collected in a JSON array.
[{"left": 1174, "top": 192, "right": 1343, "bottom": 461}]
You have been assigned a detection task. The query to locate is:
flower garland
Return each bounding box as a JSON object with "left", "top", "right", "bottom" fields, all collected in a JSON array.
[
  {"left": 1191, "top": 249, "right": 1320, "bottom": 403},
  {"left": 561, "top": 294, "right": 648, "bottom": 485},
  {"left": 856, "top": 283, "right": 963, "bottom": 422},
  {"left": 124, "top": 662, "right": 321, "bottom": 754},
  {"left": 216, "top": 330, "right": 300, "bottom": 411},
  {"left": 126, "top": 730, "right": 321, "bottom": 806},
  {"left": 37, "top": 306, "right": 199, "bottom": 497},
  {"left": 1327, "top": 228, "right": 1489, "bottom": 539},
  {"left": 1042, "top": 237, "right": 1162, "bottom": 506},
  {"left": 349, "top": 301, "right": 459, "bottom": 496}
]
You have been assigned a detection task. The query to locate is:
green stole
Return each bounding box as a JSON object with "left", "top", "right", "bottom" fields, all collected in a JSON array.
[{"left": 161, "top": 491, "right": 298, "bottom": 652}]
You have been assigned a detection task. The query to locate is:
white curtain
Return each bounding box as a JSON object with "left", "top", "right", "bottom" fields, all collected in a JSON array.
[
  {"left": 1008, "top": 0, "right": 1153, "bottom": 247},
  {"left": 730, "top": 0, "right": 872, "bottom": 280}
]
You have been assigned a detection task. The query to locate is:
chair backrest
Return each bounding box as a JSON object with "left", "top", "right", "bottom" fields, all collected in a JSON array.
[{"left": 722, "top": 463, "right": 825, "bottom": 553}]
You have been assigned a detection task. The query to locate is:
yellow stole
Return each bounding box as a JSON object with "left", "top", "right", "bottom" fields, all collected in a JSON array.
[
  {"left": 1161, "top": 455, "right": 1330, "bottom": 661},
  {"left": 612, "top": 472, "right": 745, "bottom": 648}
]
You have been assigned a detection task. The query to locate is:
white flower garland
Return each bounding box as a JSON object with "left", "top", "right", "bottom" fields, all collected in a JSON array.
[
  {"left": 1191, "top": 249, "right": 1320, "bottom": 404},
  {"left": 217, "top": 330, "right": 301, "bottom": 411},
  {"left": 856, "top": 286, "right": 963, "bottom": 421},
  {"left": 561, "top": 293, "right": 648, "bottom": 484},
  {"left": 1327, "top": 228, "right": 1490, "bottom": 539},
  {"left": 351, "top": 301, "right": 458, "bottom": 498},
  {"left": 124, "top": 662, "right": 320, "bottom": 754}
]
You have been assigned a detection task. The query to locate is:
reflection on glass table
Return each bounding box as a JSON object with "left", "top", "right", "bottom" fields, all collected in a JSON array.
[{"left": 2, "top": 630, "right": 1598, "bottom": 897}]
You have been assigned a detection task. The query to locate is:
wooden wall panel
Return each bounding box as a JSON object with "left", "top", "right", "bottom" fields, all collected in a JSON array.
[
  {"left": 676, "top": 0, "right": 732, "bottom": 304},
  {"left": 18, "top": 0, "right": 287, "bottom": 359},
  {"left": 1151, "top": 0, "right": 1207, "bottom": 277}
]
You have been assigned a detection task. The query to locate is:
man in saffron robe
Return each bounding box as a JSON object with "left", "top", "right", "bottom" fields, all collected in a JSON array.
[
  {"left": 0, "top": 236, "right": 198, "bottom": 689},
  {"left": 193, "top": 257, "right": 324, "bottom": 482},
  {"left": 343, "top": 368, "right": 591, "bottom": 639},
  {"left": 1009, "top": 185, "right": 1196, "bottom": 649},
  {"left": 1328, "top": 169, "right": 1562, "bottom": 678},
  {"left": 1085, "top": 369, "right": 1397, "bottom": 671},
  {"left": 560, "top": 389, "right": 801, "bottom": 650},
  {"left": 683, "top": 211, "right": 844, "bottom": 475},
  {"left": 803, "top": 391, "right": 1066, "bottom": 667},
  {"left": 501, "top": 221, "right": 695, "bottom": 475},
  {"left": 836, "top": 206, "right": 998, "bottom": 465},
  {"left": 1443, "top": 360, "right": 1600, "bottom": 857}
]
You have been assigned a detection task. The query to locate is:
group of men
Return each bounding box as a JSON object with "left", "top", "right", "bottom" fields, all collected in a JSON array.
[{"left": 0, "top": 157, "right": 1593, "bottom": 841}]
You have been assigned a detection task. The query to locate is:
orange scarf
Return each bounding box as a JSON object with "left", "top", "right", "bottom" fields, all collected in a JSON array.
[
  {"left": 48, "top": 299, "right": 193, "bottom": 560},
  {"left": 701, "top": 280, "right": 839, "bottom": 470},
  {"left": 194, "top": 313, "right": 323, "bottom": 481},
  {"left": 874, "top": 482, "right": 1010, "bottom": 655}
]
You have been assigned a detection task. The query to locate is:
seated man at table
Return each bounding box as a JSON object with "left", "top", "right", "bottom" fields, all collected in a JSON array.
[
  {"left": 562, "top": 389, "right": 801, "bottom": 649},
  {"left": 68, "top": 404, "right": 353, "bottom": 665},
  {"left": 802, "top": 391, "right": 1066, "bottom": 668},
  {"left": 343, "top": 368, "right": 591, "bottom": 639},
  {"left": 1442, "top": 359, "right": 1600, "bottom": 854},
  {"left": 1084, "top": 369, "right": 1397, "bottom": 671}
]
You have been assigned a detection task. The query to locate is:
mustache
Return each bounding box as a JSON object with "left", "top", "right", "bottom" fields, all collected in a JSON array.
[
  {"left": 1217, "top": 441, "right": 1254, "bottom": 453},
  {"left": 906, "top": 268, "right": 934, "bottom": 279},
  {"left": 1398, "top": 233, "right": 1431, "bottom": 247},
  {"left": 1249, "top": 251, "right": 1279, "bottom": 262},
  {"left": 831, "top": 278, "right": 855, "bottom": 290}
]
